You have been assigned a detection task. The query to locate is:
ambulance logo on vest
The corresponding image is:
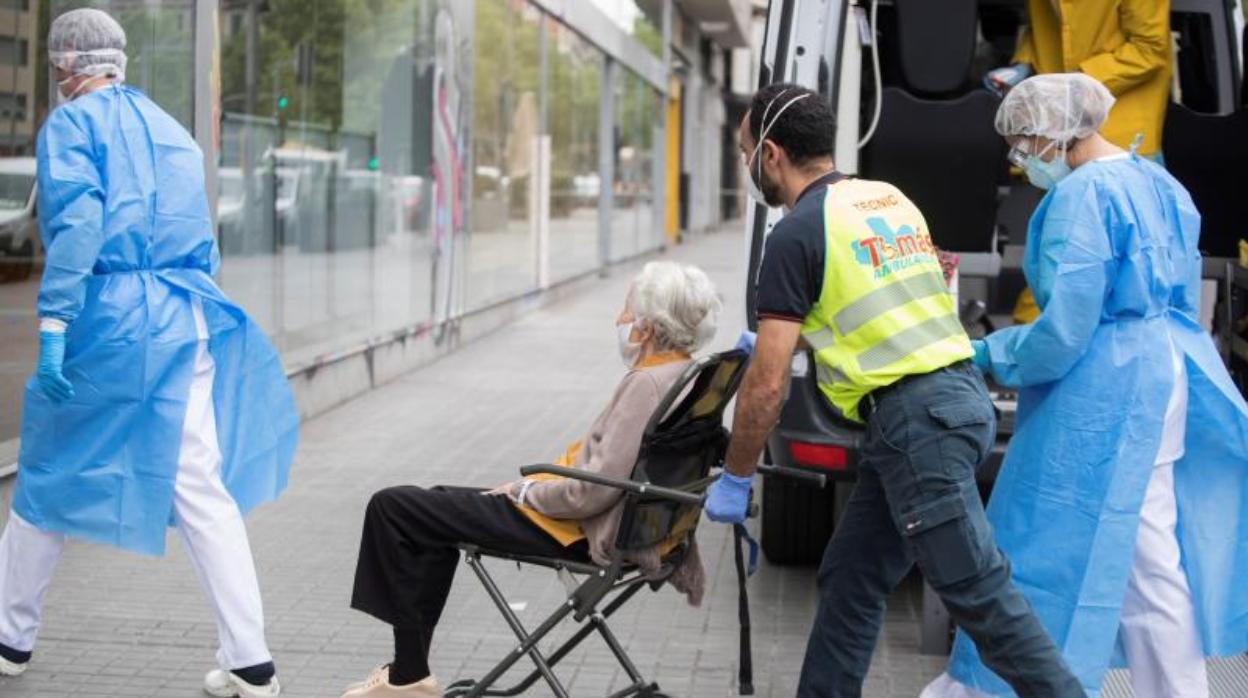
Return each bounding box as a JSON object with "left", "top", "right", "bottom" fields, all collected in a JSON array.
[{"left": 852, "top": 217, "right": 938, "bottom": 279}]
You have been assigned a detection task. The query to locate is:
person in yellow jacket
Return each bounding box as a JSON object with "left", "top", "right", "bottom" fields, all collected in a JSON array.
[{"left": 987, "top": 0, "right": 1172, "bottom": 323}]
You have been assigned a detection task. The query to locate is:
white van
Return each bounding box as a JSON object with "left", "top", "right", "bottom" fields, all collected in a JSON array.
[
  {"left": 0, "top": 157, "right": 39, "bottom": 282},
  {"left": 748, "top": 0, "right": 1245, "bottom": 653}
]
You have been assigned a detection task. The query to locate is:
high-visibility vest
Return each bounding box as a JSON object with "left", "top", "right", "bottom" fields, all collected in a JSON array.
[{"left": 801, "top": 178, "right": 973, "bottom": 422}]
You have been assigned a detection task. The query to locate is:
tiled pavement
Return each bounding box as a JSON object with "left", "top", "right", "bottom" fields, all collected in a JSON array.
[
  {"left": 6, "top": 225, "right": 1239, "bottom": 697},
  {"left": 0, "top": 227, "right": 948, "bottom": 697}
]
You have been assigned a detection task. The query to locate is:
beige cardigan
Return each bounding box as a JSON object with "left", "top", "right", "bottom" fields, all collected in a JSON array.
[{"left": 517, "top": 355, "right": 706, "bottom": 605}]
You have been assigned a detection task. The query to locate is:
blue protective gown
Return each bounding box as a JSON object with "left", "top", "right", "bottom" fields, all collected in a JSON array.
[
  {"left": 946, "top": 155, "right": 1248, "bottom": 696},
  {"left": 12, "top": 85, "right": 298, "bottom": 556}
]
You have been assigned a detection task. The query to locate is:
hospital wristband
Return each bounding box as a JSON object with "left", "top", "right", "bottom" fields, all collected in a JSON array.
[{"left": 516, "top": 479, "right": 535, "bottom": 507}]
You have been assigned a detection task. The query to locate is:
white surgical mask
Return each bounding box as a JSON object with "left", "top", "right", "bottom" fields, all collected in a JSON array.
[
  {"left": 55, "top": 77, "right": 76, "bottom": 105},
  {"left": 742, "top": 151, "right": 767, "bottom": 206},
  {"left": 55, "top": 75, "right": 100, "bottom": 105},
  {"left": 616, "top": 322, "right": 642, "bottom": 367}
]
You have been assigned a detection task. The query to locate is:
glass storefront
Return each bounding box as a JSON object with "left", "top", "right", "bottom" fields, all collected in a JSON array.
[
  {"left": 0, "top": 0, "right": 664, "bottom": 445},
  {"left": 0, "top": 0, "right": 197, "bottom": 443},
  {"left": 0, "top": 1, "right": 41, "bottom": 444},
  {"left": 467, "top": 0, "right": 540, "bottom": 309},
  {"left": 216, "top": 0, "right": 475, "bottom": 362},
  {"left": 547, "top": 20, "right": 601, "bottom": 283},
  {"left": 610, "top": 66, "right": 659, "bottom": 262}
]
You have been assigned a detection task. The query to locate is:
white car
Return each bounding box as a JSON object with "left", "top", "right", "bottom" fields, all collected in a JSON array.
[
  {"left": 216, "top": 166, "right": 300, "bottom": 255},
  {"left": 0, "top": 157, "right": 39, "bottom": 282}
]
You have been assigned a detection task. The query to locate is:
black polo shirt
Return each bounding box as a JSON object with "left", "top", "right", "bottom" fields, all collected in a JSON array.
[{"left": 756, "top": 171, "right": 847, "bottom": 323}]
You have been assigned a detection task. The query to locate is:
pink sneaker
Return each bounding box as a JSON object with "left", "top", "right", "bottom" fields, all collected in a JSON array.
[{"left": 341, "top": 665, "right": 441, "bottom": 697}]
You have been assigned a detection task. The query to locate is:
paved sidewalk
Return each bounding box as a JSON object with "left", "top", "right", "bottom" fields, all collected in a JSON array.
[
  {"left": 0, "top": 227, "right": 945, "bottom": 697},
  {"left": 10, "top": 225, "right": 1188, "bottom": 697}
]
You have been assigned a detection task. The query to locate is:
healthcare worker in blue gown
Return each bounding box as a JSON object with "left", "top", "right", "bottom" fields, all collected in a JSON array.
[
  {"left": 924, "top": 73, "right": 1248, "bottom": 698},
  {"left": 0, "top": 10, "right": 297, "bottom": 698}
]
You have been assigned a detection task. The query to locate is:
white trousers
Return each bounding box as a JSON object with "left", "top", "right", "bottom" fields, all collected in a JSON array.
[
  {"left": 921, "top": 461, "right": 1209, "bottom": 698},
  {"left": 0, "top": 298, "right": 272, "bottom": 670},
  {"left": 1119, "top": 460, "right": 1208, "bottom": 698}
]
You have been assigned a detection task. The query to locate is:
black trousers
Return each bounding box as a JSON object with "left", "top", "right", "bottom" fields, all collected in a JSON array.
[
  {"left": 797, "top": 364, "right": 1082, "bottom": 697},
  {"left": 351, "top": 485, "right": 590, "bottom": 644}
]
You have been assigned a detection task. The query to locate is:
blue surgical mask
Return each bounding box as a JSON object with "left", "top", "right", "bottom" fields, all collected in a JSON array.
[
  {"left": 1021, "top": 141, "right": 1072, "bottom": 190},
  {"left": 1022, "top": 155, "right": 1071, "bottom": 190}
]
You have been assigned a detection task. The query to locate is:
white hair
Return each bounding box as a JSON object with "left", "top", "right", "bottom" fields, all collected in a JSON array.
[{"left": 627, "top": 261, "right": 721, "bottom": 354}]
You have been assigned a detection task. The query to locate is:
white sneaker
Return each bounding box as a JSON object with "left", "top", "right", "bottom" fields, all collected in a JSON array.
[
  {"left": 203, "top": 668, "right": 281, "bottom": 697},
  {"left": 0, "top": 654, "right": 27, "bottom": 677}
]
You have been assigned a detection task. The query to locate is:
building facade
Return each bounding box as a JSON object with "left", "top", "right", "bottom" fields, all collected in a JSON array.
[{"left": 0, "top": 0, "right": 751, "bottom": 460}]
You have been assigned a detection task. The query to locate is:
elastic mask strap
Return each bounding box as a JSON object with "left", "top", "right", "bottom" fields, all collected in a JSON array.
[
  {"left": 752, "top": 91, "right": 813, "bottom": 181},
  {"left": 67, "top": 79, "right": 92, "bottom": 101},
  {"left": 1035, "top": 138, "right": 1067, "bottom": 164},
  {"left": 748, "top": 88, "right": 788, "bottom": 176}
]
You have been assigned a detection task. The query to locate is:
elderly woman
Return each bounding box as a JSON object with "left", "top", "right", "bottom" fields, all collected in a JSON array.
[
  {"left": 342, "top": 261, "right": 721, "bottom": 697},
  {"left": 924, "top": 73, "right": 1248, "bottom": 698}
]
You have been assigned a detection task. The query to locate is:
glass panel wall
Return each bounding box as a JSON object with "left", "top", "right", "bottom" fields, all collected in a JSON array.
[
  {"left": 610, "top": 66, "right": 658, "bottom": 262},
  {"left": 643, "top": 81, "right": 663, "bottom": 253},
  {"left": 216, "top": 0, "right": 473, "bottom": 365},
  {"left": 0, "top": 0, "right": 194, "bottom": 443},
  {"left": 0, "top": 0, "right": 664, "bottom": 445},
  {"left": 547, "top": 21, "right": 601, "bottom": 283},
  {"left": 0, "top": 0, "right": 43, "bottom": 444},
  {"left": 467, "top": 0, "right": 541, "bottom": 309}
]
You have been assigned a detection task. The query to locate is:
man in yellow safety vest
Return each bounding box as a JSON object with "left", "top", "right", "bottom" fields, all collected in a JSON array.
[{"left": 703, "top": 83, "right": 1083, "bottom": 697}]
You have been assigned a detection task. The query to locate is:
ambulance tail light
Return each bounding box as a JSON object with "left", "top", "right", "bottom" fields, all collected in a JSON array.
[{"left": 788, "top": 441, "right": 848, "bottom": 471}]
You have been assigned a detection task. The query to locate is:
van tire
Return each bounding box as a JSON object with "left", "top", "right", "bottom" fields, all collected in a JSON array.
[{"left": 760, "top": 473, "right": 839, "bottom": 565}]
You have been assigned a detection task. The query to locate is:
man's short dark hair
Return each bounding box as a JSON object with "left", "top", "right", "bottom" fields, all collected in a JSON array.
[{"left": 747, "top": 83, "right": 836, "bottom": 167}]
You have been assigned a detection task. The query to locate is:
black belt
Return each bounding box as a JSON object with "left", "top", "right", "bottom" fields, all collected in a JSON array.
[{"left": 858, "top": 360, "right": 972, "bottom": 422}]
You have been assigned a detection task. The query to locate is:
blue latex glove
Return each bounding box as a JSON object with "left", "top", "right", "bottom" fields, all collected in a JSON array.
[
  {"left": 36, "top": 330, "right": 74, "bottom": 402},
  {"left": 705, "top": 470, "right": 753, "bottom": 523},
  {"left": 970, "top": 339, "right": 990, "bottom": 373},
  {"left": 734, "top": 330, "right": 757, "bottom": 355},
  {"left": 983, "top": 63, "right": 1032, "bottom": 96}
]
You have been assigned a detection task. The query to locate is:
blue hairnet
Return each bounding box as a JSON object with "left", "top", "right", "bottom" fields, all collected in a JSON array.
[
  {"left": 48, "top": 9, "right": 127, "bottom": 81},
  {"left": 994, "top": 73, "right": 1115, "bottom": 143}
]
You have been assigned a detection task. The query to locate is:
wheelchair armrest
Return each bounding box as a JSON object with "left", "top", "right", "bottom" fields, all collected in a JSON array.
[{"left": 518, "top": 464, "right": 706, "bottom": 507}]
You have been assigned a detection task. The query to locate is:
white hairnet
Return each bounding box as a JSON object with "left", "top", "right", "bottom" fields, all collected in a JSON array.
[
  {"left": 48, "top": 9, "right": 127, "bottom": 82},
  {"left": 994, "top": 73, "right": 1115, "bottom": 142}
]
